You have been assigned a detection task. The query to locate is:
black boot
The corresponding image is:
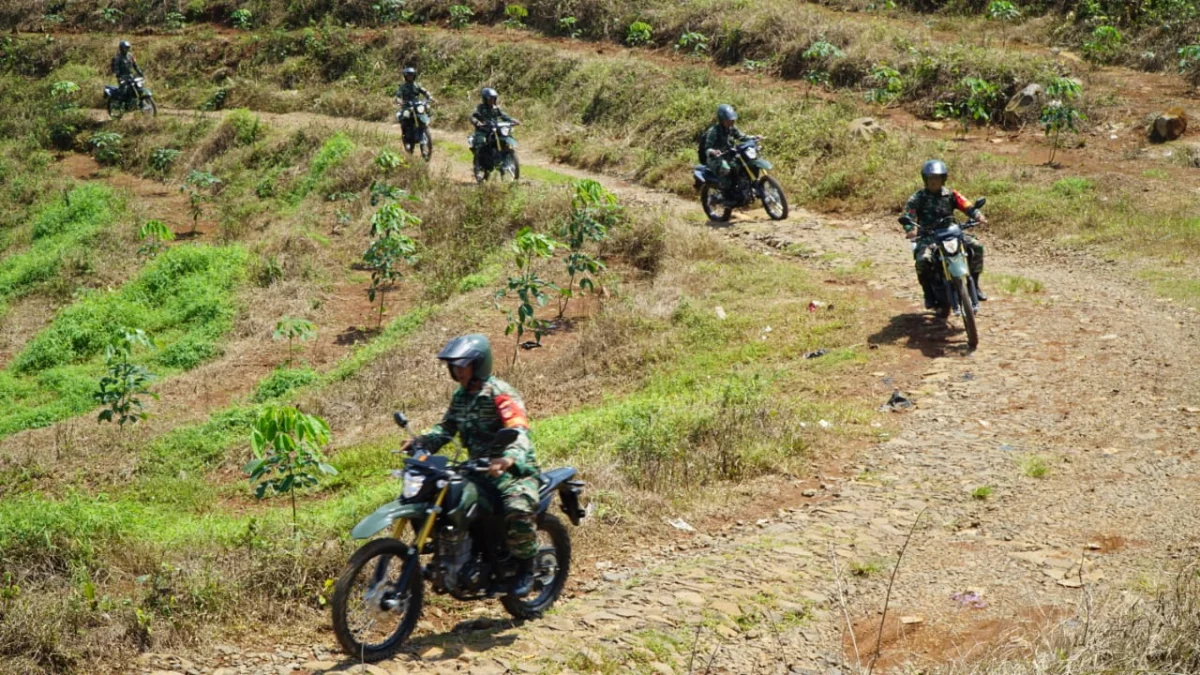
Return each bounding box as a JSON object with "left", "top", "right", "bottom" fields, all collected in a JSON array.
[
  {"left": 510, "top": 557, "right": 535, "bottom": 598},
  {"left": 920, "top": 278, "right": 936, "bottom": 310},
  {"left": 972, "top": 274, "right": 987, "bottom": 302}
]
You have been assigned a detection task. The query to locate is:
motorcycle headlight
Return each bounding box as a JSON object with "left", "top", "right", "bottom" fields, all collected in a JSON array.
[
  {"left": 942, "top": 239, "right": 960, "bottom": 254},
  {"left": 500, "top": 127, "right": 511, "bottom": 137},
  {"left": 402, "top": 471, "right": 426, "bottom": 499},
  {"left": 416, "top": 104, "right": 426, "bottom": 114},
  {"left": 744, "top": 147, "right": 759, "bottom": 160}
]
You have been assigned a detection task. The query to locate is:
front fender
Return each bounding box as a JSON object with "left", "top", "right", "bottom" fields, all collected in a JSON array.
[
  {"left": 945, "top": 252, "right": 970, "bottom": 278},
  {"left": 503, "top": 136, "right": 518, "bottom": 149},
  {"left": 417, "top": 114, "right": 430, "bottom": 125},
  {"left": 750, "top": 158, "right": 773, "bottom": 171},
  {"left": 140, "top": 89, "right": 153, "bottom": 97},
  {"left": 350, "top": 500, "right": 428, "bottom": 539}
]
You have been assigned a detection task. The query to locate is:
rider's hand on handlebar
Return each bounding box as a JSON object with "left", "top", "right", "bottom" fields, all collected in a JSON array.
[
  {"left": 400, "top": 439, "right": 418, "bottom": 456},
  {"left": 975, "top": 213, "right": 989, "bottom": 225},
  {"left": 488, "top": 457, "right": 515, "bottom": 477},
  {"left": 905, "top": 229, "right": 919, "bottom": 241}
]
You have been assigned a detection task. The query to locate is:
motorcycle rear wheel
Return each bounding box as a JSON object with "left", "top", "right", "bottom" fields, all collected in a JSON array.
[
  {"left": 501, "top": 514, "right": 571, "bottom": 620},
  {"left": 760, "top": 176, "right": 789, "bottom": 221},
  {"left": 331, "top": 538, "right": 424, "bottom": 662},
  {"left": 955, "top": 276, "right": 979, "bottom": 349},
  {"left": 700, "top": 184, "right": 732, "bottom": 222}
]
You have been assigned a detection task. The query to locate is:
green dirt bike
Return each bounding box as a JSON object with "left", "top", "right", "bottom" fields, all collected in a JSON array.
[
  {"left": 331, "top": 413, "right": 585, "bottom": 662},
  {"left": 104, "top": 77, "right": 157, "bottom": 119},
  {"left": 395, "top": 97, "right": 433, "bottom": 161},
  {"left": 692, "top": 136, "right": 788, "bottom": 222},
  {"left": 469, "top": 120, "right": 520, "bottom": 183},
  {"left": 899, "top": 197, "right": 987, "bottom": 349}
]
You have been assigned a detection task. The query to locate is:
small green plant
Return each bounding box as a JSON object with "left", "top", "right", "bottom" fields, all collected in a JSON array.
[
  {"left": 372, "top": 0, "right": 411, "bottom": 24},
  {"left": 865, "top": 64, "right": 903, "bottom": 105},
  {"left": 273, "top": 317, "right": 317, "bottom": 364},
  {"left": 164, "top": 11, "right": 186, "bottom": 30},
  {"left": 1178, "top": 45, "right": 1200, "bottom": 86},
  {"left": 148, "top": 147, "right": 181, "bottom": 179},
  {"left": 448, "top": 4, "right": 473, "bottom": 28},
  {"left": 201, "top": 87, "right": 229, "bottom": 112},
  {"left": 558, "top": 16, "right": 581, "bottom": 39},
  {"left": 50, "top": 80, "right": 80, "bottom": 111},
  {"left": 986, "top": 0, "right": 1020, "bottom": 20},
  {"left": 626, "top": 21, "right": 653, "bottom": 47},
  {"left": 89, "top": 131, "right": 123, "bottom": 165},
  {"left": 1083, "top": 25, "right": 1123, "bottom": 64},
  {"left": 99, "top": 6, "right": 123, "bottom": 24},
  {"left": 676, "top": 31, "right": 709, "bottom": 55},
  {"left": 801, "top": 40, "right": 843, "bottom": 100},
  {"left": 971, "top": 485, "right": 994, "bottom": 500},
  {"left": 230, "top": 8, "right": 254, "bottom": 30},
  {"left": 375, "top": 149, "right": 403, "bottom": 174},
  {"left": 503, "top": 4, "right": 528, "bottom": 29},
  {"left": 936, "top": 77, "right": 1002, "bottom": 135},
  {"left": 227, "top": 109, "right": 264, "bottom": 145},
  {"left": 244, "top": 405, "right": 337, "bottom": 537},
  {"left": 363, "top": 233, "right": 417, "bottom": 327},
  {"left": 369, "top": 181, "right": 411, "bottom": 206},
  {"left": 558, "top": 179, "right": 616, "bottom": 318},
  {"left": 95, "top": 328, "right": 158, "bottom": 428},
  {"left": 1020, "top": 454, "right": 1050, "bottom": 479},
  {"left": 1040, "top": 77, "right": 1086, "bottom": 165},
  {"left": 182, "top": 170, "right": 221, "bottom": 235},
  {"left": 850, "top": 559, "right": 887, "bottom": 577},
  {"left": 370, "top": 202, "right": 421, "bottom": 238},
  {"left": 495, "top": 227, "right": 558, "bottom": 364},
  {"left": 137, "top": 219, "right": 175, "bottom": 259}
]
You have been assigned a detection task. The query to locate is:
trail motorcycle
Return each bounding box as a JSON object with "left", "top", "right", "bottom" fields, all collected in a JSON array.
[
  {"left": 469, "top": 120, "right": 520, "bottom": 183},
  {"left": 104, "top": 77, "right": 156, "bottom": 119},
  {"left": 693, "top": 136, "right": 788, "bottom": 222},
  {"left": 331, "top": 413, "right": 585, "bottom": 662},
  {"left": 395, "top": 97, "right": 433, "bottom": 161},
  {"left": 899, "top": 197, "right": 987, "bottom": 349}
]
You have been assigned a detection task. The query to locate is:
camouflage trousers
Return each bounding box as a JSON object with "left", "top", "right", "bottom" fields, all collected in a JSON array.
[
  {"left": 499, "top": 475, "right": 539, "bottom": 560},
  {"left": 706, "top": 156, "right": 734, "bottom": 190},
  {"left": 914, "top": 233, "right": 984, "bottom": 283}
]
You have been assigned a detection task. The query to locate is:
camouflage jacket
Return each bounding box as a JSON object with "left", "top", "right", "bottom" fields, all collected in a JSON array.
[
  {"left": 702, "top": 123, "right": 747, "bottom": 157},
  {"left": 396, "top": 81, "right": 431, "bottom": 102},
  {"left": 421, "top": 376, "right": 539, "bottom": 481},
  {"left": 471, "top": 103, "right": 515, "bottom": 127},
  {"left": 112, "top": 53, "right": 142, "bottom": 80},
  {"left": 903, "top": 188, "right": 980, "bottom": 234}
]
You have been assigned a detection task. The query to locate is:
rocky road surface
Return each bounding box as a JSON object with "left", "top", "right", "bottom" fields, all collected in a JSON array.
[{"left": 137, "top": 110, "right": 1200, "bottom": 675}]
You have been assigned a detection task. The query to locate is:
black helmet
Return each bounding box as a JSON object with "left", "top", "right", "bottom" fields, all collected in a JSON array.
[
  {"left": 119, "top": 40, "right": 132, "bottom": 51},
  {"left": 921, "top": 159, "right": 949, "bottom": 180},
  {"left": 402, "top": 67, "right": 417, "bottom": 80},
  {"left": 716, "top": 103, "right": 738, "bottom": 122},
  {"left": 481, "top": 87, "right": 499, "bottom": 104},
  {"left": 437, "top": 334, "right": 493, "bottom": 382}
]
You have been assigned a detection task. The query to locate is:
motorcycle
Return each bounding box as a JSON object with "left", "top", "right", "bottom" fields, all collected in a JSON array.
[
  {"left": 693, "top": 136, "right": 788, "bottom": 222},
  {"left": 469, "top": 120, "right": 520, "bottom": 183},
  {"left": 898, "top": 197, "right": 987, "bottom": 349},
  {"left": 104, "top": 77, "right": 157, "bottom": 119},
  {"left": 395, "top": 97, "right": 434, "bottom": 161},
  {"left": 331, "top": 413, "right": 585, "bottom": 662}
]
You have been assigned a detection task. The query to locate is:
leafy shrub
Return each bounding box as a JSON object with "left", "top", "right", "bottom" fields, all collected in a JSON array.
[
  {"left": 272, "top": 317, "right": 316, "bottom": 364},
  {"left": 503, "top": 4, "right": 528, "bottom": 28},
  {"left": 1179, "top": 45, "right": 1200, "bottom": 86},
  {"left": 164, "top": 11, "right": 186, "bottom": 30},
  {"left": 95, "top": 329, "right": 157, "bottom": 428},
  {"left": 448, "top": 4, "right": 473, "bottom": 28},
  {"left": 89, "top": 131, "right": 123, "bottom": 165},
  {"left": 244, "top": 406, "right": 336, "bottom": 535},
  {"left": 137, "top": 219, "right": 175, "bottom": 259},
  {"left": 252, "top": 367, "right": 318, "bottom": 403},
  {"left": 676, "top": 31, "right": 709, "bottom": 55},
  {"left": 230, "top": 8, "right": 253, "bottom": 30},
  {"left": 626, "top": 21, "right": 653, "bottom": 46},
  {"left": 1083, "top": 25, "right": 1123, "bottom": 63},
  {"left": 558, "top": 16, "right": 581, "bottom": 38},
  {"left": 865, "top": 64, "right": 903, "bottom": 104},
  {"left": 226, "top": 109, "right": 265, "bottom": 146},
  {"left": 156, "top": 336, "right": 221, "bottom": 370}
]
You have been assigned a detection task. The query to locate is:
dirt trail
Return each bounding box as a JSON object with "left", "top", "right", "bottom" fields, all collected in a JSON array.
[{"left": 137, "top": 109, "right": 1200, "bottom": 675}]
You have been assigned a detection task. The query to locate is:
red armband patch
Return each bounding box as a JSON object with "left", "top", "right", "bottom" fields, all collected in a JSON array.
[
  {"left": 495, "top": 394, "right": 529, "bottom": 429},
  {"left": 952, "top": 190, "right": 972, "bottom": 212}
]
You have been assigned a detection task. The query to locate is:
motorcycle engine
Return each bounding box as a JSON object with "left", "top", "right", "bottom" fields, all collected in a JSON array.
[{"left": 432, "top": 529, "right": 472, "bottom": 594}]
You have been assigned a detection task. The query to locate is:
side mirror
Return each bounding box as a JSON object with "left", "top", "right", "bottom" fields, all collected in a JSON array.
[
  {"left": 898, "top": 215, "right": 916, "bottom": 228},
  {"left": 393, "top": 412, "right": 409, "bottom": 429},
  {"left": 974, "top": 197, "right": 987, "bottom": 209},
  {"left": 493, "top": 428, "right": 520, "bottom": 448}
]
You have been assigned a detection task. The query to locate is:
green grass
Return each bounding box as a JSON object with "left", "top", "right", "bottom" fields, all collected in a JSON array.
[
  {"left": 0, "top": 244, "right": 246, "bottom": 438},
  {"left": 971, "top": 485, "right": 994, "bottom": 500},
  {"left": 1019, "top": 454, "right": 1051, "bottom": 479},
  {"left": 993, "top": 274, "right": 1045, "bottom": 295}
]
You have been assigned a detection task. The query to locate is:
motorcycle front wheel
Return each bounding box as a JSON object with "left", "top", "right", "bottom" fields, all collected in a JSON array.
[
  {"left": 501, "top": 153, "right": 520, "bottom": 181},
  {"left": 700, "top": 184, "right": 732, "bottom": 222},
  {"left": 954, "top": 276, "right": 979, "bottom": 349},
  {"left": 140, "top": 96, "right": 157, "bottom": 117},
  {"left": 419, "top": 128, "right": 432, "bottom": 161},
  {"left": 107, "top": 98, "right": 124, "bottom": 120},
  {"left": 501, "top": 513, "right": 571, "bottom": 620},
  {"left": 331, "top": 538, "right": 424, "bottom": 662},
  {"left": 760, "top": 176, "right": 789, "bottom": 221}
]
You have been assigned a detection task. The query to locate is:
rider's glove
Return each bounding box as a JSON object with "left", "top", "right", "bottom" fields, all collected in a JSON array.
[{"left": 707, "top": 148, "right": 722, "bottom": 158}]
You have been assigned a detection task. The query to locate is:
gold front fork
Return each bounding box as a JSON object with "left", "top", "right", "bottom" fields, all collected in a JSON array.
[{"left": 407, "top": 485, "right": 449, "bottom": 552}]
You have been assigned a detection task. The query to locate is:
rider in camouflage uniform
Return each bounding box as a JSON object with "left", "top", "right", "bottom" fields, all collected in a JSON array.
[
  {"left": 470, "top": 87, "right": 517, "bottom": 148},
  {"left": 903, "top": 160, "right": 988, "bottom": 308},
  {"left": 111, "top": 40, "right": 143, "bottom": 102},
  {"left": 406, "top": 334, "right": 541, "bottom": 597},
  {"left": 702, "top": 104, "right": 748, "bottom": 196},
  {"left": 395, "top": 66, "right": 431, "bottom": 103}
]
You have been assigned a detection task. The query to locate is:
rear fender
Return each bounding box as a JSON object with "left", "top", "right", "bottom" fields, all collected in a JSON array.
[
  {"left": 103, "top": 86, "right": 117, "bottom": 99},
  {"left": 350, "top": 500, "right": 429, "bottom": 540},
  {"left": 693, "top": 166, "right": 716, "bottom": 185}
]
